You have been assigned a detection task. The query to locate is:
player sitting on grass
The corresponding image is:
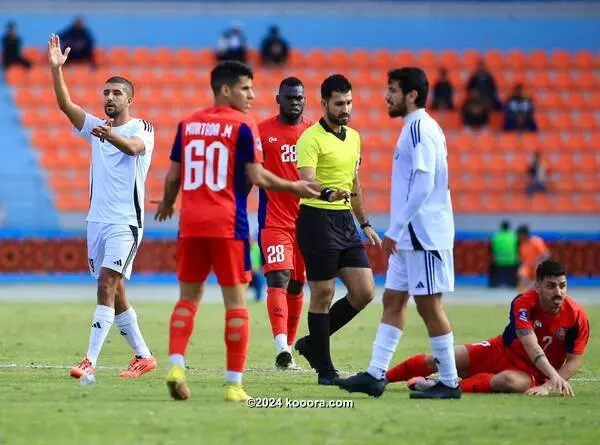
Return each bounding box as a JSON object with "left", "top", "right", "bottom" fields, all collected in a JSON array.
[{"left": 387, "top": 260, "right": 589, "bottom": 396}]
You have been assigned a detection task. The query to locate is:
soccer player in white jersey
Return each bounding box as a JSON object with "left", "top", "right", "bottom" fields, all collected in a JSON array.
[
  {"left": 336, "top": 68, "right": 460, "bottom": 399},
  {"left": 48, "top": 34, "right": 157, "bottom": 379}
]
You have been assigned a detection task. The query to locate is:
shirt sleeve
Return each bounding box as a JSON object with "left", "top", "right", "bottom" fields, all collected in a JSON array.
[
  {"left": 236, "top": 122, "right": 263, "bottom": 164},
  {"left": 513, "top": 297, "right": 535, "bottom": 331},
  {"left": 132, "top": 119, "right": 154, "bottom": 156},
  {"left": 296, "top": 131, "right": 319, "bottom": 169},
  {"left": 169, "top": 122, "right": 183, "bottom": 163},
  {"left": 410, "top": 121, "right": 436, "bottom": 174},
  {"left": 73, "top": 113, "right": 104, "bottom": 141},
  {"left": 567, "top": 311, "right": 590, "bottom": 355}
]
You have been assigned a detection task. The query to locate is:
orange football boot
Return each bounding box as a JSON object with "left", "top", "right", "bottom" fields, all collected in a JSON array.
[
  {"left": 119, "top": 356, "right": 158, "bottom": 378},
  {"left": 70, "top": 357, "right": 95, "bottom": 378}
]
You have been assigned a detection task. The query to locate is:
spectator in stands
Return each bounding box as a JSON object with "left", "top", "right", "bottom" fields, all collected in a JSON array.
[
  {"left": 2, "top": 21, "right": 31, "bottom": 70},
  {"left": 260, "top": 26, "right": 289, "bottom": 66},
  {"left": 59, "top": 17, "right": 95, "bottom": 66},
  {"left": 489, "top": 220, "right": 519, "bottom": 288},
  {"left": 216, "top": 21, "right": 248, "bottom": 64},
  {"left": 467, "top": 58, "right": 501, "bottom": 110},
  {"left": 516, "top": 224, "right": 551, "bottom": 293},
  {"left": 461, "top": 87, "right": 490, "bottom": 129},
  {"left": 431, "top": 67, "right": 454, "bottom": 110},
  {"left": 503, "top": 83, "right": 538, "bottom": 132},
  {"left": 526, "top": 151, "right": 548, "bottom": 197}
]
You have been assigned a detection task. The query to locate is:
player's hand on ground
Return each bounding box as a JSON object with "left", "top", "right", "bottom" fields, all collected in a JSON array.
[
  {"left": 291, "top": 180, "right": 321, "bottom": 198},
  {"left": 363, "top": 226, "right": 382, "bottom": 247},
  {"left": 549, "top": 375, "right": 575, "bottom": 397},
  {"left": 48, "top": 34, "right": 70, "bottom": 68},
  {"left": 91, "top": 119, "right": 114, "bottom": 140},
  {"left": 525, "top": 385, "right": 550, "bottom": 396},
  {"left": 151, "top": 200, "right": 174, "bottom": 221},
  {"left": 382, "top": 235, "right": 398, "bottom": 256}
]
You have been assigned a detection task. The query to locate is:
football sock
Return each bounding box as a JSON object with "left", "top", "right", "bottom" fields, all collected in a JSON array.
[
  {"left": 367, "top": 323, "right": 403, "bottom": 380},
  {"left": 286, "top": 291, "right": 304, "bottom": 346},
  {"left": 115, "top": 306, "right": 152, "bottom": 358},
  {"left": 168, "top": 299, "right": 198, "bottom": 363},
  {"left": 225, "top": 308, "right": 249, "bottom": 384},
  {"left": 86, "top": 305, "right": 115, "bottom": 367},
  {"left": 307, "top": 312, "right": 334, "bottom": 372},
  {"left": 328, "top": 295, "right": 359, "bottom": 335},
  {"left": 430, "top": 332, "right": 459, "bottom": 388},
  {"left": 267, "top": 287, "right": 288, "bottom": 341},
  {"left": 460, "top": 373, "right": 494, "bottom": 393},
  {"left": 386, "top": 354, "right": 433, "bottom": 383}
]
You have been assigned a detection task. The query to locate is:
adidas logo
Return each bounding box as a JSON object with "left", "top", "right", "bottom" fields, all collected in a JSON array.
[
  {"left": 120, "top": 331, "right": 128, "bottom": 336},
  {"left": 92, "top": 322, "right": 102, "bottom": 329},
  {"left": 113, "top": 259, "right": 122, "bottom": 266},
  {"left": 416, "top": 281, "right": 425, "bottom": 289}
]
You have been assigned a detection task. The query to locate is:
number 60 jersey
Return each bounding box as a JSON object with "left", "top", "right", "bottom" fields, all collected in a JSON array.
[{"left": 170, "top": 105, "right": 263, "bottom": 239}]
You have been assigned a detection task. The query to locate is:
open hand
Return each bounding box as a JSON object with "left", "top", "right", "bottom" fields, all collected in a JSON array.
[
  {"left": 292, "top": 180, "right": 321, "bottom": 199},
  {"left": 525, "top": 385, "right": 550, "bottom": 397},
  {"left": 48, "top": 33, "right": 70, "bottom": 68},
  {"left": 363, "top": 226, "right": 382, "bottom": 247},
  {"left": 382, "top": 235, "right": 398, "bottom": 256},
  {"left": 549, "top": 375, "right": 575, "bottom": 397},
  {"left": 151, "top": 199, "right": 174, "bottom": 222}
]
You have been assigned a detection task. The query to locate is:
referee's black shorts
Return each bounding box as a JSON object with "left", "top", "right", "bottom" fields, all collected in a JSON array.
[{"left": 296, "top": 204, "right": 371, "bottom": 281}]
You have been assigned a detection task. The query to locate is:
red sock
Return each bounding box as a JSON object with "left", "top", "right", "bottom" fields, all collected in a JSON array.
[
  {"left": 286, "top": 291, "right": 303, "bottom": 345},
  {"left": 168, "top": 299, "right": 198, "bottom": 356},
  {"left": 267, "top": 287, "right": 288, "bottom": 338},
  {"left": 386, "top": 354, "right": 434, "bottom": 383},
  {"left": 225, "top": 308, "right": 249, "bottom": 373},
  {"left": 460, "top": 373, "right": 495, "bottom": 393}
]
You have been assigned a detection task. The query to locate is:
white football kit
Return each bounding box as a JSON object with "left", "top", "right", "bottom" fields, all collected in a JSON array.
[
  {"left": 75, "top": 113, "right": 154, "bottom": 279},
  {"left": 384, "top": 108, "right": 455, "bottom": 295}
]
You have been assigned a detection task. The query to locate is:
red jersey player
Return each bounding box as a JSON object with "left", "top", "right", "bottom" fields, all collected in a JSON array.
[
  {"left": 153, "top": 61, "right": 320, "bottom": 402},
  {"left": 387, "top": 260, "right": 589, "bottom": 396},
  {"left": 258, "top": 77, "right": 313, "bottom": 370}
]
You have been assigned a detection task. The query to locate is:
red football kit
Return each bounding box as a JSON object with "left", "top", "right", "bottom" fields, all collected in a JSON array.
[
  {"left": 465, "top": 289, "right": 590, "bottom": 385},
  {"left": 257, "top": 116, "right": 312, "bottom": 282},
  {"left": 170, "top": 105, "right": 263, "bottom": 285}
]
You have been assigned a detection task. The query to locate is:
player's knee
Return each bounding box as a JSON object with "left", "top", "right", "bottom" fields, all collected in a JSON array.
[
  {"left": 382, "top": 291, "right": 409, "bottom": 312},
  {"left": 348, "top": 283, "right": 375, "bottom": 310},
  {"left": 287, "top": 279, "right": 304, "bottom": 295},
  {"left": 266, "top": 271, "right": 291, "bottom": 289}
]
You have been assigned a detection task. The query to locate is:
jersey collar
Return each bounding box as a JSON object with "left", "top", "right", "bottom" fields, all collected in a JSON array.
[
  {"left": 404, "top": 108, "right": 427, "bottom": 125},
  {"left": 319, "top": 117, "right": 346, "bottom": 141}
]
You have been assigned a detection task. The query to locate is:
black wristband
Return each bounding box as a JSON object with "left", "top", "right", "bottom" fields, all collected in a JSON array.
[
  {"left": 319, "top": 188, "right": 334, "bottom": 202},
  {"left": 360, "top": 222, "right": 372, "bottom": 230}
]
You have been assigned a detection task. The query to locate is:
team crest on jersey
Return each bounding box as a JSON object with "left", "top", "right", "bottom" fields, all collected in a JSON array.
[
  {"left": 556, "top": 327, "right": 566, "bottom": 340},
  {"left": 268, "top": 136, "right": 278, "bottom": 143},
  {"left": 534, "top": 320, "right": 542, "bottom": 328},
  {"left": 518, "top": 309, "right": 528, "bottom": 322}
]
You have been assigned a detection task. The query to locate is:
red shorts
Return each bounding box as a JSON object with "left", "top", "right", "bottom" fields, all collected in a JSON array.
[
  {"left": 259, "top": 227, "right": 306, "bottom": 283},
  {"left": 176, "top": 237, "right": 251, "bottom": 286},
  {"left": 465, "top": 336, "right": 543, "bottom": 387}
]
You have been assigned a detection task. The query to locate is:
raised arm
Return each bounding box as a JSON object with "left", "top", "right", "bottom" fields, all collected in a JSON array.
[{"left": 48, "top": 33, "right": 86, "bottom": 130}]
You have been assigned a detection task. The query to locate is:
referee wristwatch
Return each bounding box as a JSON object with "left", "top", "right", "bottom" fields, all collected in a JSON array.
[{"left": 360, "top": 221, "right": 372, "bottom": 230}]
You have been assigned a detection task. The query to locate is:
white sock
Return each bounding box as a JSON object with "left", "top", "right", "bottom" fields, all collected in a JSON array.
[
  {"left": 226, "top": 371, "right": 242, "bottom": 384},
  {"left": 86, "top": 305, "right": 115, "bottom": 367},
  {"left": 275, "top": 333, "right": 288, "bottom": 353},
  {"left": 367, "top": 323, "right": 403, "bottom": 380},
  {"left": 430, "top": 332, "right": 459, "bottom": 388},
  {"left": 115, "top": 306, "right": 152, "bottom": 358},
  {"left": 169, "top": 354, "right": 185, "bottom": 367}
]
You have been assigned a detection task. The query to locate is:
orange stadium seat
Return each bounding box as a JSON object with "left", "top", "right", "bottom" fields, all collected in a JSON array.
[
  {"left": 573, "top": 50, "right": 593, "bottom": 70},
  {"left": 372, "top": 49, "right": 393, "bottom": 69},
  {"left": 394, "top": 50, "right": 415, "bottom": 67},
  {"left": 173, "top": 48, "right": 198, "bottom": 67},
  {"left": 416, "top": 50, "right": 437, "bottom": 69},
  {"left": 439, "top": 49, "right": 460, "bottom": 69},
  {"left": 329, "top": 48, "right": 352, "bottom": 69},
  {"left": 484, "top": 49, "right": 504, "bottom": 70},
  {"left": 462, "top": 49, "right": 481, "bottom": 70},
  {"left": 550, "top": 49, "right": 571, "bottom": 70},
  {"left": 154, "top": 47, "right": 176, "bottom": 66},
  {"left": 529, "top": 49, "right": 549, "bottom": 70},
  {"left": 22, "top": 47, "right": 43, "bottom": 65},
  {"left": 106, "top": 46, "right": 130, "bottom": 66},
  {"left": 305, "top": 49, "right": 327, "bottom": 67},
  {"left": 287, "top": 48, "right": 306, "bottom": 68},
  {"left": 505, "top": 49, "right": 527, "bottom": 70}
]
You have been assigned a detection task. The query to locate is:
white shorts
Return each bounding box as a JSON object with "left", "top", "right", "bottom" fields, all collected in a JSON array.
[
  {"left": 87, "top": 222, "right": 143, "bottom": 280},
  {"left": 384, "top": 249, "right": 454, "bottom": 295}
]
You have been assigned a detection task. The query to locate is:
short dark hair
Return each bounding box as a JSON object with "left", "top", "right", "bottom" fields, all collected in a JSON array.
[
  {"left": 321, "top": 74, "right": 351, "bottom": 100},
  {"left": 536, "top": 260, "right": 565, "bottom": 282},
  {"left": 516, "top": 224, "right": 530, "bottom": 237},
  {"left": 388, "top": 67, "right": 429, "bottom": 108},
  {"left": 500, "top": 220, "right": 510, "bottom": 231},
  {"left": 105, "top": 76, "right": 134, "bottom": 98},
  {"left": 210, "top": 60, "right": 253, "bottom": 95},
  {"left": 280, "top": 76, "right": 303, "bottom": 89}
]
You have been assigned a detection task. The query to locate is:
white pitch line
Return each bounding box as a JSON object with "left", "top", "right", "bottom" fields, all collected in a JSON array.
[{"left": 0, "top": 364, "right": 599, "bottom": 382}]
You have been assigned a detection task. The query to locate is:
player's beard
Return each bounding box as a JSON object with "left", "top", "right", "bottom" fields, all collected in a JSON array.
[
  {"left": 388, "top": 98, "right": 408, "bottom": 118},
  {"left": 326, "top": 107, "right": 350, "bottom": 126},
  {"left": 105, "top": 104, "right": 121, "bottom": 118}
]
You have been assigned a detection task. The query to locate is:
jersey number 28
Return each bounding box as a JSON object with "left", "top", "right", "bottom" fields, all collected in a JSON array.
[{"left": 183, "top": 140, "right": 228, "bottom": 192}]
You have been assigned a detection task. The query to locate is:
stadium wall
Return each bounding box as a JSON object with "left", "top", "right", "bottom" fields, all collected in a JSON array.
[{"left": 0, "top": 14, "right": 598, "bottom": 51}]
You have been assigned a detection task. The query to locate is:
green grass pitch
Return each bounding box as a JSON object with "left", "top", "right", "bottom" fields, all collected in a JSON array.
[{"left": 0, "top": 301, "right": 598, "bottom": 445}]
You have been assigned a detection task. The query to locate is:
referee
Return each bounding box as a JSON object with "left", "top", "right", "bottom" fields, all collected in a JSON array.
[{"left": 294, "top": 74, "right": 382, "bottom": 385}]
